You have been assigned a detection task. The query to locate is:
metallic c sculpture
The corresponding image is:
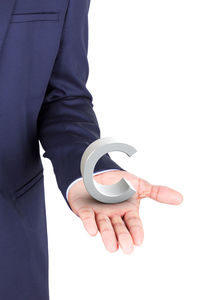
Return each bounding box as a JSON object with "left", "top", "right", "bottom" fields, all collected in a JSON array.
[{"left": 80, "top": 137, "right": 137, "bottom": 204}]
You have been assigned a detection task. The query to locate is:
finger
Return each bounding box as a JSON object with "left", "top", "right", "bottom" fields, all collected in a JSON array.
[
  {"left": 149, "top": 184, "right": 183, "bottom": 205},
  {"left": 78, "top": 207, "right": 98, "bottom": 236},
  {"left": 137, "top": 178, "right": 183, "bottom": 205},
  {"left": 123, "top": 211, "right": 144, "bottom": 246},
  {"left": 110, "top": 215, "right": 134, "bottom": 254},
  {"left": 96, "top": 214, "right": 118, "bottom": 253}
]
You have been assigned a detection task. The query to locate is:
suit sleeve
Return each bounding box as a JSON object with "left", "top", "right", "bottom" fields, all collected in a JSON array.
[{"left": 37, "top": 0, "right": 124, "bottom": 209}]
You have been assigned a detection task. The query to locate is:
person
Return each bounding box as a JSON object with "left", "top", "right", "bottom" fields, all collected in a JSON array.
[{"left": 0, "top": 0, "right": 183, "bottom": 299}]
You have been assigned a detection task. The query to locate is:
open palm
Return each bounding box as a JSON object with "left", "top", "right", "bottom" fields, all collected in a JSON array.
[{"left": 68, "top": 170, "right": 183, "bottom": 254}]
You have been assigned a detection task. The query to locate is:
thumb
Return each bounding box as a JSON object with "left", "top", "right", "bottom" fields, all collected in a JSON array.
[
  {"left": 148, "top": 184, "right": 183, "bottom": 205},
  {"left": 135, "top": 177, "right": 183, "bottom": 205}
]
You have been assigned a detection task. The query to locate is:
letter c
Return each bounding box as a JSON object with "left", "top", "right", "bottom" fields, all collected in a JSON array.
[{"left": 80, "top": 137, "right": 137, "bottom": 204}]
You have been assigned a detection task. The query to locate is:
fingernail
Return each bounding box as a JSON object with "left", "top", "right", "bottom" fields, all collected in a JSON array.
[
  {"left": 107, "top": 243, "right": 117, "bottom": 252},
  {"left": 89, "top": 227, "right": 97, "bottom": 236},
  {"left": 122, "top": 243, "right": 134, "bottom": 254}
]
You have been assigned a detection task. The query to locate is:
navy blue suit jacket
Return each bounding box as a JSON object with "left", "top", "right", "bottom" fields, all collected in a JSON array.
[{"left": 0, "top": 0, "right": 123, "bottom": 299}]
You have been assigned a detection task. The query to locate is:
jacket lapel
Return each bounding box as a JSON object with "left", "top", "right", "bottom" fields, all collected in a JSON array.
[{"left": 0, "top": 0, "right": 17, "bottom": 57}]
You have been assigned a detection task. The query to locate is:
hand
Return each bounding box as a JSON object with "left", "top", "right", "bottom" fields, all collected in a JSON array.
[{"left": 68, "top": 170, "right": 183, "bottom": 254}]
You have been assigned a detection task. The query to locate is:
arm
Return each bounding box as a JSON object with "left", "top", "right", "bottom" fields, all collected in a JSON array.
[
  {"left": 37, "top": 0, "right": 124, "bottom": 210},
  {"left": 37, "top": 0, "right": 183, "bottom": 254}
]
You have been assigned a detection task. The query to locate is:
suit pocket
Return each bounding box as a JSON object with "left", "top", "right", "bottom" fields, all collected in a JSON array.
[
  {"left": 14, "top": 169, "right": 44, "bottom": 199},
  {"left": 10, "top": 12, "right": 59, "bottom": 23}
]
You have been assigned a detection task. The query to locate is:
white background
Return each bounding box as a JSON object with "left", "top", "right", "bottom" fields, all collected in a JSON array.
[{"left": 40, "top": 0, "right": 200, "bottom": 299}]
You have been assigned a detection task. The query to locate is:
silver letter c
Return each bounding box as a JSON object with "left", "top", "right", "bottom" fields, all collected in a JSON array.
[{"left": 80, "top": 137, "right": 137, "bottom": 204}]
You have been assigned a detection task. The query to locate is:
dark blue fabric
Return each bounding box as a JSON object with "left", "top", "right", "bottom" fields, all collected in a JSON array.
[{"left": 0, "top": 0, "right": 124, "bottom": 298}]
